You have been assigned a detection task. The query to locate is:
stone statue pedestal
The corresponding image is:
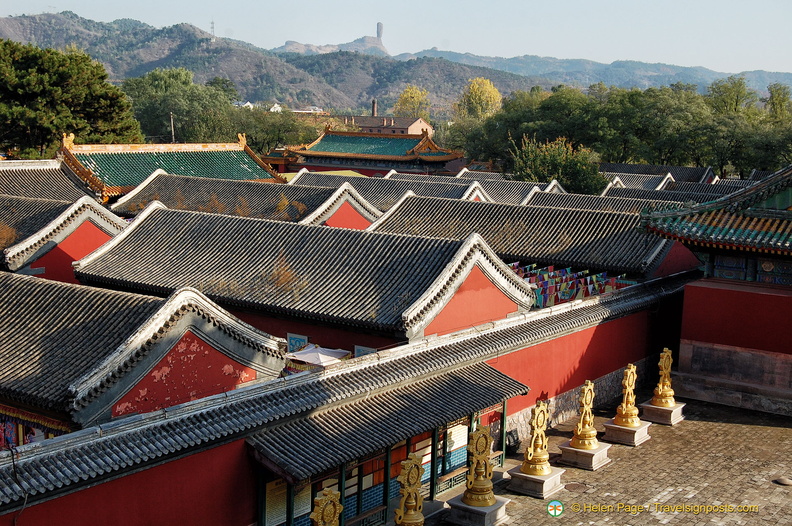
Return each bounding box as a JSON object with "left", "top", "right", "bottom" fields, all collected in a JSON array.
[
  {"left": 558, "top": 441, "right": 612, "bottom": 471},
  {"left": 445, "top": 494, "right": 510, "bottom": 526},
  {"left": 639, "top": 401, "right": 685, "bottom": 426},
  {"left": 602, "top": 419, "right": 651, "bottom": 446},
  {"left": 507, "top": 466, "right": 565, "bottom": 499}
]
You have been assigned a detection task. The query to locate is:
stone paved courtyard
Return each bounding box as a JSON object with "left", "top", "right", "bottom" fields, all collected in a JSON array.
[{"left": 424, "top": 397, "right": 791, "bottom": 526}]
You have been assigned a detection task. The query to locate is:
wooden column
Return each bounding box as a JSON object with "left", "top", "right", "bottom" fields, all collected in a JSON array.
[
  {"left": 429, "top": 427, "right": 439, "bottom": 501},
  {"left": 286, "top": 482, "right": 295, "bottom": 526},
  {"left": 499, "top": 400, "right": 508, "bottom": 467},
  {"left": 384, "top": 445, "right": 393, "bottom": 508},
  {"left": 338, "top": 466, "right": 347, "bottom": 526}
]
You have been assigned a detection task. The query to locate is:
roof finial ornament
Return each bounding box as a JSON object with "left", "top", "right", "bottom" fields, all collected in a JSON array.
[
  {"left": 237, "top": 133, "right": 247, "bottom": 147},
  {"left": 62, "top": 132, "right": 75, "bottom": 150}
]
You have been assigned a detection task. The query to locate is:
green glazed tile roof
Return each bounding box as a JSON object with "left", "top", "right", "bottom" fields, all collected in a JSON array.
[
  {"left": 305, "top": 134, "right": 423, "bottom": 156},
  {"left": 74, "top": 150, "right": 275, "bottom": 188},
  {"left": 642, "top": 165, "right": 792, "bottom": 253}
]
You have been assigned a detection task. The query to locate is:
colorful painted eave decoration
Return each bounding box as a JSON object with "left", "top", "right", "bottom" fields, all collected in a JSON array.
[{"left": 646, "top": 214, "right": 792, "bottom": 256}]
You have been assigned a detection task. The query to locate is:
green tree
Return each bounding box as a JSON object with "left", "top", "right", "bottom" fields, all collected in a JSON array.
[
  {"left": 0, "top": 39, "right": 142, "bottom": 158},
  {"left": 535, "top": 85, "right": 597, "bottom": 148},
  {"left": 393, "top": 84, "right": 431, "bottom": 121},
  {"left": 463, "top": 88, "right": 548, "bottom": 166},
  {"left": 205, "top": 77, "right": 239, "bottom": 102},
  {"left": 233, "top": 108, "right": 320, "bottom": 155},
  {"left": 510, "top": 136, "right": 607, "bottom": 194},
  {"left": 706, "top": 75, "right": 758, "bottom": 114},
  {"left": 122, "top": 68, "right": 236, "bottom": 143},
  {"left": 764, "top": 82, "right": 792, "bottom": 124},
  {"left": 455, "top": 77, "right": 502, "bottom": 119}
]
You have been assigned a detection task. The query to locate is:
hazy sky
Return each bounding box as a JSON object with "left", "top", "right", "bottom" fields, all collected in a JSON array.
[{"left": 2, "top": 0, "right": 791, "bottom": 74}]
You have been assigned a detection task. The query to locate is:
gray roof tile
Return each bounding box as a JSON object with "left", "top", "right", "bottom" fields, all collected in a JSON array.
[
  {"left": 111, "top": 173, "right": 338, "bottom": 220},
  {"left": 290, "top": 172, "right": 484, "bottom": 210},
  {"left": 75, "top": 204, "right": 534, "bottom": 336},
  {"left": 0, "top": 161, "right": 94, "bottom": 201},
  {"left": 0, "top": 272, "right": 692, "bottom": 509},
  {"left": 247, "top": 363, "right": 527, "bottom": 481},
  {"left": 370, "top": 196, "right": 671, "bottom": 276},
  {"left": 523, "top": 191, "right": 673, "bottom": 213}
]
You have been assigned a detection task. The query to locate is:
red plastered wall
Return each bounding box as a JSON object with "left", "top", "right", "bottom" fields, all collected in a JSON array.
[
  {"left": 0, "top": 441, "right": 255, "bottom": 526},
  {"left": 230, "top": 310, "right": 403, "bottom": 352},
  {"left": 681, "top": 279, "right": 792, "bottom": 355},
  {"left": 488, "top": 311, "right": 651, "bottom": 415},
  {"left": 30, "top": 221, "right": 113, "bottom": 284},
  {"left": 649, "top": 241, "right": 702, "bottom": 278},
  {"left": 323, "top": 200, "right": 372, "bottom": 230},
  {"left": 112, "top": 331, "right": 256, "bottom": 417},
  {"left": 424, "top": 265, "right": 519, "bottom": 337}
]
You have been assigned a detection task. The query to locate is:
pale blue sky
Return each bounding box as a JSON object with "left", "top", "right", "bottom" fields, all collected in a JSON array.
[{"left": 2, "top": 0, "right": 791, "bottom": 74}]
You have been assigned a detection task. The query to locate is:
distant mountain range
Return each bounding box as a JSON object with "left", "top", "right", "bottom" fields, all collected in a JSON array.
[{"left": 2, "top": 11, "right": 791, "bottom": 114}]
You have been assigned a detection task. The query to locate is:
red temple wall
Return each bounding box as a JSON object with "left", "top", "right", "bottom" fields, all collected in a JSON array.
[
  {"left": 30, "top": 221, "right": 113, "bottom": 284},
  {"left": 488, "top": 311, "right": 651, "bottom": 415},
  {"left": 323, "top": 200, "right": 372, "bottom": 230},
  {"left": 0, "top": 441, "right": 256, "bottom": 526},
  {"left": 113, "top": 331, "right": 256, "bottom": 417},
  {"left": 649, "top": 241, "right": 702, "bottom": 278},
  {"left": 424, "top": 265, "right": 519, "bottom": 337},
  {"left": 230, "top": 310, "right": 403, "bottom": 353},
  {"left": 680, "top": 279, "right": 792, "bottom": 355}
]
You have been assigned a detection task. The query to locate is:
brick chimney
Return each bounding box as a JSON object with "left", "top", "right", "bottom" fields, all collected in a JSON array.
[{"left": 372, "top": 99, "right": 378, "bottom": 117}]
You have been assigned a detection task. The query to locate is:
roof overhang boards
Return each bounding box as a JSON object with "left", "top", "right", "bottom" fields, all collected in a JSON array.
[
  {"left": 298, "top": 182, "right": 382, "bottom": 226},
  {"left": 3, "top": 196, "right": 128, "bottom": 272},
  {"left": 401, "top": 233, "right": 535, "bottom": 340},
  {"left": 67, "top": 287, "right": 286, "bottom": 426}
]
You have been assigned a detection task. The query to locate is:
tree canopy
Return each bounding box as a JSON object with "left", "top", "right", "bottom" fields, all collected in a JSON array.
[
  {"left": 393, "top": 84, "right": 431, "bottom": 121},
  {"left": 510, "top": 136, "right": 606, "bottom": 194},
  {"left": 454, "top": 77, "right": 502, "bottom": 119},
  {"left": 122, "top": 68, "right": 238, "bottom": 143},
  {"left": 0, "top": 39, "right": 142, "bottom": 158},
  {"left": 449, "top": 77, "right": 792, "bottom": 177}
]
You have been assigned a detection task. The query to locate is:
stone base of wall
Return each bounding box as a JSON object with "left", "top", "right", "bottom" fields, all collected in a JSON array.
[
  {"left": 672, "top": 339, "right": 792, "bottom": 417},
  {"left": 506, "top": 355, "right": 656, "bottom": 442}
]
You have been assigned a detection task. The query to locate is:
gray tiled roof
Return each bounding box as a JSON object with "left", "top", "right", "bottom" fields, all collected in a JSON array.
[
  {"left": 0, "top": 273, "right": 286, "bottom": 424},
  {"left": 0, "top": 273, "right": 165, "bottom": 414},
  {"left": 599, "top": 162, "right": 713, "bottom": 183},
  {"left": 387, "top": 172, "right": 547, "bottom": 204},
  {"left": 0, "top": 272, "right": 692, "bottom": 509},
  {"left": 370, "top": 196, "right": 671, "bottom": 276},
  {"left": 458, "top": 170, "right": 508, "bottom": 181},
  {"left": 713, "top": 178, "right": 754, "bottom": 189},
  {"left": 111, "top": 172, "right": 338, "bottom": 220},
  {"left": 662, "top": 181, "right": 743, "bottom": 196},
  {"left": 0, "top": 160, "right": 93, "bottom": 201},
  {"left": 247, "top": 363, "right": 527, "bottom": 482},
  {"left": 290, "top": 172, "right": 483, "bottom": 210},
  {"left": 0, "top": 195, "right": 74, "bottom": 252},
  {"left": 605, "top": 173, "right": 668, "bottom": 190},
  {"left": 523, "top": 191, "right": 672, "bottom": 214},
  {"left": 2, "top": 196, "right": 127, "bottom": 272},
  {"left": 75, "top": 205, "right": 533, "bottom": 336},
  {"left": 601, "top": 187, "right": 719, "bottom": 203}
]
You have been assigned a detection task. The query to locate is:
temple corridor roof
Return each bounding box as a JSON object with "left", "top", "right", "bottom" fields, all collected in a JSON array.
[{"left": 369, "top": 195, "right": 674, "bottom": 276}]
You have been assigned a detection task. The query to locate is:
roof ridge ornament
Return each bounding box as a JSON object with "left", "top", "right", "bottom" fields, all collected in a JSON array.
[{"left": 62, "top": 133, "right": 75, "bottom": 150}]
